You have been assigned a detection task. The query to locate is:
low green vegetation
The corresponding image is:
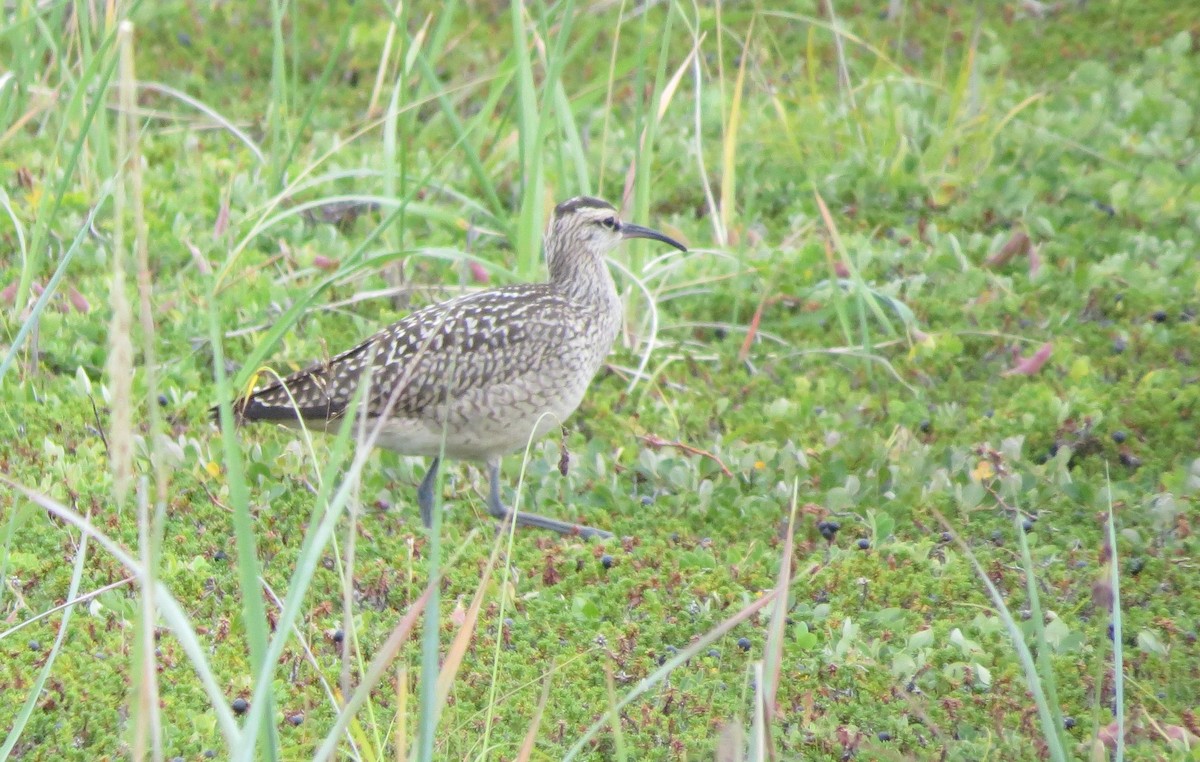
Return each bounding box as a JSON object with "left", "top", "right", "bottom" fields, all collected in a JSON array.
[{"left": 2, "top": 1, "right": 1199, "bottom": 759}]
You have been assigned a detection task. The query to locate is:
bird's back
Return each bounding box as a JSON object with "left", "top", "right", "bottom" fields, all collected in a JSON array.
[{"left": 231, "top": 283, "right": 621, "bottom": 459}]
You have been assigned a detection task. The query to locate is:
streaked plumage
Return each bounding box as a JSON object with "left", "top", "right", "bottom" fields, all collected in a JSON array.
[{"left": 223, "top": 196, "right": 687, "bottom": 539}]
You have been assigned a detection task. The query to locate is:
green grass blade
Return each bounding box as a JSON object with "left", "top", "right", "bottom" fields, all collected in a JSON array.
[
  {"left": 0, "top": 187, "right": 111, "bottom": 382},
  {"left": 277, "top": 0, "right": 366, "bottom": 178},
  {"left": 1014, "top": 505, "right": 1068, "bottom": 752},
  {"left": 266, "top": 0, "right": 290, "bottom": 189},
  {"left": 1, "top": 479, "right": 242, "bottom": 746},
  {"left": 0, "top": 501, "right": 90, "bottom": 758},
  {"left": 510, "top": 0, "right": 545, "bottom": 278},
  {"left": 234, "top": 391, "right": 362, "bottom": 758},
  {"left": 936, "top": 509, "right": 1068, "bottom": 762},
  {"left": 13, "top": 28, "right": 120, "bottom": 324},
  {"left": 1105, "top": 465, "right": 1125, "bottom": 762},
  {"left": 209, "top": 307, "right": 280, "bottom": 760},
  {"left": 562, "top": 590, "right": 780, "bottom": 761}
]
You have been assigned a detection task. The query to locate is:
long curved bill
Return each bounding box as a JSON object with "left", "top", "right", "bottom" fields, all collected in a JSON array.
[{"left": 620, "top": 223, "right": 687, "bottom": 252}]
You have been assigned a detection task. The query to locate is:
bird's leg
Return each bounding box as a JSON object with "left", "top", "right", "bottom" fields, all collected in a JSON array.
[
  {"left": 417, "top": 457, "right": 441, "bottom": 528},
  {"left": 486, "top": 458, "right": 612, "bottom": 540}
]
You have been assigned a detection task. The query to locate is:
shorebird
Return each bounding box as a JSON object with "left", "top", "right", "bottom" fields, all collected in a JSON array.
[{"left": 222, "top": 196, "right": 686, "bottom": 539}]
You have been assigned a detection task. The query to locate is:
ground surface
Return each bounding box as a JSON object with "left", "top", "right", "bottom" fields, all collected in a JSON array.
[{"left": 2, "top": 1, "right": 1199, "bottom": 760}]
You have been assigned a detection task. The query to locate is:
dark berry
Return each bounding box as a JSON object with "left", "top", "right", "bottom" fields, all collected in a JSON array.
[
  {"left": 641, "top": 495, "right": 654, "bottom": 506},
  {"left": 231, "top": 697, "right": 249, "bottom": 715},
  {"left": 1063, "top": 717, "right": 1076, "bottom": 730},
  {"left": 818, "top": 521, "right": 841, "bottom": 541},
  {"left": 287, "top": 712, "right": 304, "bottom": 726},
  {"left": 213, "top": 549, "right": 228, "bottom": 562},
  {"left": 29, "top": 640, "right": 40, "bottom": 651},
  {"left": 332, "top": 629, "right": 344, "bottom": 644},
  {"left": 990, "top": 530, "right": 1004, "bottom": 545},
  {"left": 857, "top": 538, "right": 871, "bottom": 550},
  {"left": 706, "top": 648, "right": 720, "bottom": 659},
  {"left": 1111, "top": 337, "right": 1127, "bottom": 354},
  {"left": 919, "top": 419, "right": 931, "bottom": 433},
  {"left": 1128, "top": 558, "right": 1145, "bottom": 576},
  {"left": 737, "top": 637, "right": 751, "bottom": 652},
  {"left": 1111, "top": 430, "right": 1126, "bottom": 444},
  {"left": 157, "top": 394, "right": 169, "bottom": 407},
  {"left": 877, "top": 731, "right": 893, "bottom": 741},
  {"left": 1152, "top": 310, "right": 1168, "bottom": 323},
  {"left": 1022, "top": 519, "right": 1034, "bottom": 533},
  {"left": 1119, "top": 452, "right": 1141, "bottom": 468},
  {"left": 940, "top": 531, "right": 952, "bottom": 543},
  {"left": 204, "top": 753, "right": 217, "bottom": 760},
  {"left": 600, "top": 554, "right": 614, "bottom": 569}
]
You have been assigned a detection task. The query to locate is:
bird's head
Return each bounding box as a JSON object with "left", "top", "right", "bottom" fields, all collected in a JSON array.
[{"left": 548, "top": 196, "right": 687, "bottom": 259}]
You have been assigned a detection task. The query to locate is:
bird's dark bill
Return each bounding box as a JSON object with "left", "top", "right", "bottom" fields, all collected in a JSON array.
[{"left": 620, "top": 223, "right": 687, "bottom": 252}]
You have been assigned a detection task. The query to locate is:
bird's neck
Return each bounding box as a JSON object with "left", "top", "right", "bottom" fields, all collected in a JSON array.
[
  {"left": 546, "top": 241, "right": 619, "bottom": 308},
  {"left": 545, "top": 238, "right": 623, "bottom": 360}
]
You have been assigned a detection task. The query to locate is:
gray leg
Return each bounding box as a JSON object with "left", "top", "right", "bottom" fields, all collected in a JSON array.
[
  {"left": 417, "top": 457, "right": 440, "bottom": 528},
  {"left": 485, "top": 458, "right": 612, "bottom": 540}
]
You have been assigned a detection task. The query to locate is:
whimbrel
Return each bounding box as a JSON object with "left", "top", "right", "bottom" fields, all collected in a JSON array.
[{"left": 222, "top": 197, "right": 687, "bottom": 539}]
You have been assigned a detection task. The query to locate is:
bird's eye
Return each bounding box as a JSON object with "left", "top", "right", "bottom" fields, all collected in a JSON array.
[{"left": 599, "top": 216, "right": 618, "bottom": 230}]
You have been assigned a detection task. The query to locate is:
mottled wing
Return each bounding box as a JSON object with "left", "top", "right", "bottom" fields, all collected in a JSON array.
[{"left": 230, "top": 285, "right": 579, "bottom": 425}]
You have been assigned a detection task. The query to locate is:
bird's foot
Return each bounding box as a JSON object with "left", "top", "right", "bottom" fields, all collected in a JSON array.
[{"left": 492, "top": 506, "right": 612, "bottom": 541}]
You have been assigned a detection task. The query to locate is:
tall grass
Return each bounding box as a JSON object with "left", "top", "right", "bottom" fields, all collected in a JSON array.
[
  {"left": 1, "top": 19, "right": 132, "bottom": 758},
  {"left": 1105, "top": 465, "right": 1126, "bottom": 761},
  {"left": 1, "top": 7, "right": 807, "bottom": 757},
  {"left": 266, "top": 0, "right": 289, "bottom": 190},
  {"left": 510, "top": 0, "right": 583, "bottom": 277},
  {"left": 200, "top": 2, "right": 721, "bottom": 754},
  {"left": 934, "top": 475, "right": 1086, "bottom": 762},
  {"left": 2, "top": 480, "right": 244, "bottom": 746},
  {"left": 115, "top": 19, "right": 169, "bottom": 759},
  {"left": 0, "top": 494, "right": 90, "bottom": 759},
  {"left": 1, "top": 5, "right": 122, "bottom": 382},
  {"left": 623, "top": 4, "right": 675, "bottom": 278}
]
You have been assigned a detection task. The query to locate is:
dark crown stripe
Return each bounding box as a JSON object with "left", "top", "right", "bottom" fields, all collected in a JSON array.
[{"left": 554, "top": 196, "right": 615, "bottom": 216}]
